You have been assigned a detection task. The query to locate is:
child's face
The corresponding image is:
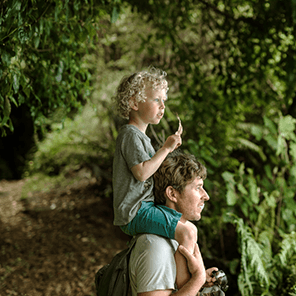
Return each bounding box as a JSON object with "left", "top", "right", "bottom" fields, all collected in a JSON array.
[{"left": 136, "top": 86, "right": 167, "bottom": 125}]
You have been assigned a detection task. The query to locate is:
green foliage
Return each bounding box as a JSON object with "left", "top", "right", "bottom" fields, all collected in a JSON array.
[
  {"left": 222, "top": 114, "right": 296, "bottom": 229},
  {"left": 122, "top": 0, "right": 296, "bottom": 177},
  {"left": 231, "top": 215, "right": 269, "bottom": 295},
  {"left": 281, "top": 264, "right": 296, "bottom": 296},
  {"left": 23, "top": 61, "right": 127, "bottom": 191},
  {"left": 222, "top": 114, "right": 296, "bottom": 295},
  {"left": 0, "top": 0, "right": 118, "bottom": 136},
  {"left": 230, "top": 214, "right": 296, "bottom": 296},
  {"left": 27, "top": 116, "right": 99, "bottom": 175},
  {"left": 26, "top": 91, "right": 118, "bottom": 179}
]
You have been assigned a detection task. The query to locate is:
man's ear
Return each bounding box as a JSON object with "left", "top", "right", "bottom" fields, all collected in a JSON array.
[
  {"left": 129, "top": 97, "right": 138, "bottom": 111},
  {"left": 165, "top": 186, "right": 178, "bottom": 203}
]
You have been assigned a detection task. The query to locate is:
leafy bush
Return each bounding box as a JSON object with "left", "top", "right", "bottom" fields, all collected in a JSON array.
[
  {"left": 24, "top": 68, "right": 127, "bottom": 178},
  {"left": 222, "top": 114, "right": 296, "bottom": 295},
  {"left": 0, "top": 0, "right": 119, "bottom": 135}
]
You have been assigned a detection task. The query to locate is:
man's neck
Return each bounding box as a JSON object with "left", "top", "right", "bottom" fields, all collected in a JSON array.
[{"left": 165, "top": 201, "right": 188, "bottom": 224}]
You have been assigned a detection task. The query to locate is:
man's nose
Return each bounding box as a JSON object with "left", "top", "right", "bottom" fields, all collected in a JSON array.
[
  {"left": 160, "top": 100, "right": 165, "bottom": 109},
  {"left": 203, "top": 190, "right": 210, "bottom": 201}
]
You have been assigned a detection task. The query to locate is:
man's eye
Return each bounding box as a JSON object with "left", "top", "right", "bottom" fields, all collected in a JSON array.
[{"left": 155, "top": 99, "right": 159, "bottom": 102}]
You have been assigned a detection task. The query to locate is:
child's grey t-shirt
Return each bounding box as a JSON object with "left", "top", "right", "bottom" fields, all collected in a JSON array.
[{"left": 113, "top": 124, "right": 155, "bottom": 226}]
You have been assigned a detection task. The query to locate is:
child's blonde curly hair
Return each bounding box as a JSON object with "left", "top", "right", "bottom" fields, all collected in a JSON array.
[{"left": 113, "top": 67, "right": 168, "bottom": 119}]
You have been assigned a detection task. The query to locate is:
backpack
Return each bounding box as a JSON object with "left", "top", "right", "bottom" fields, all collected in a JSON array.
[{"left": 95, "top": 236, "right": 138, "bottom": 296}]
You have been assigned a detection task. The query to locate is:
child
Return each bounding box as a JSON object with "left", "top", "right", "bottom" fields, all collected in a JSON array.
[{"left": 112, "top": 67, "right": 197, "bottom": 288}]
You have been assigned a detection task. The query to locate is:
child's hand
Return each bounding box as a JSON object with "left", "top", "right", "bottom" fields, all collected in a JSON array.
[
  {"left": 163, "top": 134, "right": 182, "bottom": 152},
  {"left": 178, "top": 244, "right": 206, "bottom": 282}
]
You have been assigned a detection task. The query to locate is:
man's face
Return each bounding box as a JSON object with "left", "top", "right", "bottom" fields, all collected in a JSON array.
[{"left": 175, "top": 177, "right": 210, "bottom": 222}]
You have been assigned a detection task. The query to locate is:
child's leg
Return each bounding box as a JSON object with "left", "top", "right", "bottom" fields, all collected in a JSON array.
[
  {"left": 120, "top": 201, "right": 182, "bottom": 238},
  {"left": 174, "top": 220, "right": 198, "bottom": 289}
]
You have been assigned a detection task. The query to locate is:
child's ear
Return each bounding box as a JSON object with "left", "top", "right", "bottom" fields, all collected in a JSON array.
[
  {"left": 165, "top": 186, "right": 178, "bottom": 203},
  {"left": 129, "top": 97, "right": 138, "bottom": 111}
]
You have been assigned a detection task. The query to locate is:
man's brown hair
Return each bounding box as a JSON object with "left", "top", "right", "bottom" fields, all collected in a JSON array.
[{"left": 154, "top": 152, "right": 207, "bottom": 205}]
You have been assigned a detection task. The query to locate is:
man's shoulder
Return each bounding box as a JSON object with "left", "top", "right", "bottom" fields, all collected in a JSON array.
[
  {"left": 135, "top": 234, "right": 178, "bottom": 252},
  {"left": 130, "top": 234, "right": 178, "bottom": 272},
  {"left": 130, "top": 234, "right": 178, "bottom": 295}
]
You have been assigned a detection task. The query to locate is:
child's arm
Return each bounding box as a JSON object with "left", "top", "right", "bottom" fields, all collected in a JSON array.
[{"left": 131, "top": 134, "right": 181, "bottom": 182}]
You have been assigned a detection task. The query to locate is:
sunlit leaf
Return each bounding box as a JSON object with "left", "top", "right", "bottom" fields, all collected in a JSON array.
[
  {"left": 226, "top": 188, "right": 237, "bottom": 206},
  {"left": 111, "top": 6, "right": 119, "bottom": 23},
  {"left": 13, "top": 73, "right": 20, "bottom": 93}
]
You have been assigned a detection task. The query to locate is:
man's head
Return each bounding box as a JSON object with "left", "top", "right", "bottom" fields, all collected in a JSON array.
[
  {"left": 154, "top": 152, "right": 209, "bottom": 221},
  {"left": 113, "top": 67, "right": 168, "bottom": 119}
]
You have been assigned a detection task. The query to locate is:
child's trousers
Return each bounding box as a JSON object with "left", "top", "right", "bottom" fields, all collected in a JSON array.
[{"left": 120, "top": 201, "right": 182, "bottom": 239}]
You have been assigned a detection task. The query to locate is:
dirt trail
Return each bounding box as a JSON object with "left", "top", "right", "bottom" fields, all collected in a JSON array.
[
  {"left": 0, "top": 180, "right": 26, "bottom": 225},
  {"left": 0, "top": 173, "right": 129, "bottom": 296}
]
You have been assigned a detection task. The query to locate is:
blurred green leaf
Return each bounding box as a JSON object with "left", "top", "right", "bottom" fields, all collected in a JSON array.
[{"left": 279, "top": 115, "right": 296, "bottom": 140}]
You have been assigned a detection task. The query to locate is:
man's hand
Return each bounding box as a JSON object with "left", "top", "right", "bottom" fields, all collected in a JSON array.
[
  {"left": 203, "top": 267, "right": 219, "bottom": 287},
  {"left": 178, "top": 244, "right": 206, "bottom": 283}
]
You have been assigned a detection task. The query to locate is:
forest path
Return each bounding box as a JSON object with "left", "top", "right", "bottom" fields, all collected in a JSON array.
[
  {"left": 0, "top": 179, "right": 26, "bottom": 225},
  {"left": 0, "top": 172, "right": 129, "bottom": 296}
]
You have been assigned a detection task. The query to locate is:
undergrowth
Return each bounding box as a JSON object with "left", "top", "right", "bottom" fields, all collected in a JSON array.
[
  {"left": 223, "top": 114, "right": 296, "bottom": 295},
  {"left": 22, "top": 68, "right": 128, "bottom": 198}
]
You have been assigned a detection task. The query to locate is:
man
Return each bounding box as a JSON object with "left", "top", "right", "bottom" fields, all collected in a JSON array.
[{"left": 129, "top": 152, "right": 218, "bottom": 295}]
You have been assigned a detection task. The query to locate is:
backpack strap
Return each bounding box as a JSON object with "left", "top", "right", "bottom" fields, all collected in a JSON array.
[
  {"left": 128, "top": 235, "right": 140, "bottom": 251},
  {"left": 105, "top": 235, "right": 140, "bottom": 296}
]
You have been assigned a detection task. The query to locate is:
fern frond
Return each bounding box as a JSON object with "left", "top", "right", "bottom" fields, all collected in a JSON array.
[
  {"left": 258, "top": 230, "right": 273, "bottom": 266},
  {"left": 236, "top": 122, "right": 264, "bottom": 140},
  {"left": 277, "top": 232, "right": 296, "bottom": 266},
  {"left": 236, "top": 137, "right": 267, "bottom": 161},
  {"left": 232, "top": 215, "right": 270, "bottom": 294}
]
